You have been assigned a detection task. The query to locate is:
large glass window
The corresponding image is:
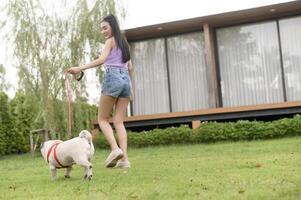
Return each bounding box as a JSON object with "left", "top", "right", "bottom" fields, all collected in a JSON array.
[
  {"left": 279, "top": 16, "right": 301, "bottom": 101},
  {"left": 167, "top": 32, "right": 210, "bottom": 111},
  {"left": 217, "top": 21, "right": 284, "bottom": 107},
  {"left": 130, "top": 39, "right": 170, "bottom": 115}
]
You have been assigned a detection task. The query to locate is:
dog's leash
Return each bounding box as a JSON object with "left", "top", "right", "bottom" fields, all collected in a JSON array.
[{"left": 63, "top": 70, "right": 84, "bottom": 138}]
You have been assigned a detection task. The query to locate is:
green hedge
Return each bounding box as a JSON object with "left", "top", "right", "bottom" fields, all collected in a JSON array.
[
  {"left": 0, "top": 92, "right": 27, "bottom": 155},
  {"left": 93, "top": 115, "right": 301, "bottom": 149},
  {"left": 0, "top": 91, "right": 98, "bottom": 155}
]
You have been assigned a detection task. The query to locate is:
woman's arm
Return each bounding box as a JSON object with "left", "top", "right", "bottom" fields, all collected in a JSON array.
[{"left": 68, "top": 38, "right": 113, "bottom": 74}]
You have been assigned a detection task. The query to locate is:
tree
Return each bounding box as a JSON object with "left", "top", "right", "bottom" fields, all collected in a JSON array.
[
  {"left": 0, "top": 64, "right": 11, "bottom": 91},
  {"left": 1, "top": 0, "right": 122, "bottom": 138}
]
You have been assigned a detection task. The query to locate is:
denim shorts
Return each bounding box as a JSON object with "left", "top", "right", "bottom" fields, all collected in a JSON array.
[{"left": 101, "top": 67, "right": 132, "bottom": 98}]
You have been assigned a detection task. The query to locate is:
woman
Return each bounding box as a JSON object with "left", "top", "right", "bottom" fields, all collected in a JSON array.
[{"left": 68, "top": 14, "right": 134, "bottom": 168}]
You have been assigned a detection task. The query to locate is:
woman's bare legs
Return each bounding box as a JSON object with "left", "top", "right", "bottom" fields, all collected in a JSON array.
[
  {"left": 98, "top": 95, "right": 119, "bottom": 150},
  {"left": 113, "top": 97, "right": 130, "bottom": 161}
]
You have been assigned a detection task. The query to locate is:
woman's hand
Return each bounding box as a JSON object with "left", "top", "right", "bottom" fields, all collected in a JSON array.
[{"left": 67, "top": 66, "right": 82, "bottom": 75}]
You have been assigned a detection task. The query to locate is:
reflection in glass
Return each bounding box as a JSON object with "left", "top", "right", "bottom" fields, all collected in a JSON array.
[
  {"left": 217, "top": 21, "right": 284, "bottom": 107},
  {"left": 130, "top": 39, "right": 170, "bottom": 115},
  {"left": 167, "top": 32, "right": 209, "bottom": 111},
  {"left": 279, "top": 16, "right": 301, "bottom": 101}
]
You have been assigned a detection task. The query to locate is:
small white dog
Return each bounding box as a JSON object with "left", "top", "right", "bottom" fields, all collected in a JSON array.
[{"left": 40, "top": 130, "right": 94, "bottom": 180}]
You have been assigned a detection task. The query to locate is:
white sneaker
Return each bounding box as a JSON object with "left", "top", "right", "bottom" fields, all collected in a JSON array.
[
  {"left": 115, "top": 160, "right": 131, "bottom": 169},
  {"left": 105, "top": 148, "right": 124, "bottom": 168}
]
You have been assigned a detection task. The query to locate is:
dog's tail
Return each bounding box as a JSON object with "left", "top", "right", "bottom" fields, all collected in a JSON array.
[
  {"left": 80, "top": 130, "right": 94, "bottom": 157},
  {"left": 79, "top": 130, "right": 93, "bottom": 143}
]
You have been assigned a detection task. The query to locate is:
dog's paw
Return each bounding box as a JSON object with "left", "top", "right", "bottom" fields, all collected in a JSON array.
[
  {"left": 64, "top": 175, "right": 71, "bottom": 179},
  {"left": 83, "top": 174, "right": 92, "bottom": 181}
]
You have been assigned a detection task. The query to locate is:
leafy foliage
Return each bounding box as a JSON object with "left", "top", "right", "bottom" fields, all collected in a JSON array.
[
  {"left": 0, "top": 91, "right": 97, "bottom": 155},
  {"left": 94, "top": 115, "right": 301, "bottom": 148},
  {"left": 0, "top": 92, "right": 27, "bottom": 155},
  {"left": 0, "top": 0, "right": 121, "bottom": 139}
]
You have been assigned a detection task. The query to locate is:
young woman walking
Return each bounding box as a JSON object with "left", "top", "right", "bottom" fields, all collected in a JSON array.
[{"left": 68, "top": 14, "right": 134, "bottom": 168}]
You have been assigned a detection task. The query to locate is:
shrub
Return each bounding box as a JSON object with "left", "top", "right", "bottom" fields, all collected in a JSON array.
[
  {"left": 0, "top": 92, "right": 27, "bottom": 155},
  {"left": 93, "top": 115, "right": 301, "bottom": 149}
]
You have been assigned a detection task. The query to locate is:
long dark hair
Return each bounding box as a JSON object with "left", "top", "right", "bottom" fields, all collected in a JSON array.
[{"left": 102, "top": 14, "right": 131, "bottom": 63}]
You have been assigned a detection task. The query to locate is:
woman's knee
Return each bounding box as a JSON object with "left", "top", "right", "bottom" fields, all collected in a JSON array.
[
  {"left": 112, "top": 117, "right": 124, "bottom": 127},
  {"left": 98, "top": 117, "right": 109, "bottom": 125}
]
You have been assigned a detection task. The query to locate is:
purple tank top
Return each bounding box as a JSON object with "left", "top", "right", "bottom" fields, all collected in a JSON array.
[{"left": 104, "top": 47, "right": 127, "bottom": 68}]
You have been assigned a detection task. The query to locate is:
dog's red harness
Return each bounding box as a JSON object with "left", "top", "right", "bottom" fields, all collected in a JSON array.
[{"left": 46, "top": 141, "right": 67, "bottom": 168}]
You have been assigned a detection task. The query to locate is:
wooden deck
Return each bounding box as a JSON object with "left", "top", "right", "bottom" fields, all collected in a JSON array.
[{"left": 92, "top": 101, "right": 301, "bottom": 132}]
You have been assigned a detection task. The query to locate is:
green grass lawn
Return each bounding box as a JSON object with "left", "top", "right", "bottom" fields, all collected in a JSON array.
[{"left": 0, "top": 137, "right": 300, "bottom": 200}]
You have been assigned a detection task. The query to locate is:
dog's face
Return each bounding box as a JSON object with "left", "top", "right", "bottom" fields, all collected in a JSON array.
[{"left": 79, "top": 130, "right": 92, "bottom": 141}]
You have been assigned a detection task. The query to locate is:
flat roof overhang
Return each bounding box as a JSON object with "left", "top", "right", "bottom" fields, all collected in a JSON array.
[{"left": 125, "top": 1, "right": 301, "bottom": 42}]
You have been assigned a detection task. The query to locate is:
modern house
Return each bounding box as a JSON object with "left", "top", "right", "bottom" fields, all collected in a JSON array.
[{"left": 94, "top": 1, "right": 301, "bottom": 131}]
